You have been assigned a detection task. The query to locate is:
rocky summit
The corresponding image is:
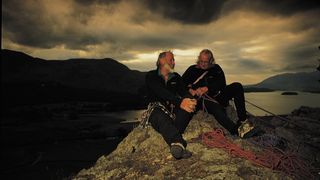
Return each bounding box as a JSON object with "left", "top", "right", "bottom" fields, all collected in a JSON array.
[{"left": 73, "top": 106, "right": 320, "bottom": 179}]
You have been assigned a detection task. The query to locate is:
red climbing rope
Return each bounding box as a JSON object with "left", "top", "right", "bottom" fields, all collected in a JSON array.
[{"left": 202, "top": 129, "right": 316, "bottom": 179}]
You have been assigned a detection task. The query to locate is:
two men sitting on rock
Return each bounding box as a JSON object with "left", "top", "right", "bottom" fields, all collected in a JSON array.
[{"left": 145, "top": 50, "right": 257, "bottom": 160}]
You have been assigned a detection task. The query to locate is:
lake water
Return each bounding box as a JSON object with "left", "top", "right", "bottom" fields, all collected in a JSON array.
[
  {"left": 244, "top": 91, "right": 319, "bottom": 115},
  {"left": 106, "top": 91, "right": 320, "bottom": 122}
]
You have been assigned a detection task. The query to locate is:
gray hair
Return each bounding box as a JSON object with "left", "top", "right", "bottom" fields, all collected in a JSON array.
[
  {"left": 197, "top": 49, "right": 215, "bottom": 65},
  {"left": 156, "top": 51, "right": 173, "bottom": 67}
]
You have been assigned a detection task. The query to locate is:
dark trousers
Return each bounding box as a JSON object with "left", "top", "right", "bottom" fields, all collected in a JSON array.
[
  {"left": 202, "top": 100, "right": 238, "bottom": 135},
  {"left": 202, "top": 82, "right": 247, "bottom": 134},
  {"left": 215, "top": 82, "right": 247, "bottom": 122},
  {"left": 149, "top": 107, "right": 192, "bottom": 147}
]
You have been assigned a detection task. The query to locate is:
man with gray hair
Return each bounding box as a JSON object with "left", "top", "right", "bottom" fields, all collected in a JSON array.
[
  {"left": 145, "top": 51, "right": 197, "bottom": 159},
  {"left": 182, "top": 49, "right": 257, "bottom": 138}
]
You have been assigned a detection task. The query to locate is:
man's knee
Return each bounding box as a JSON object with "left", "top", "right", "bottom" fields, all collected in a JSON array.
[
  {"left": 212, "top": 107, "right": 227, "bottom": 118},
  {"left": 230, "top": 82, "right": 243, "bottom": 91},
  {"left": 176, "top": 107, "right": 193, "bottom": 118},
  {"left": 149, "top": 108, "right": 170, "bottom": 125},
  {"left": 204, "top": 100, "right": 223, "bottom": 110},
  {"left": 205, "top": 101, "right": 226, "bottom": 115}
]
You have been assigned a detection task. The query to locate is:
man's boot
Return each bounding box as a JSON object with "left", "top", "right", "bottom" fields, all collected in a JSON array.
[
  {"left": 170, "top": 143, "right": 192, "bottom": 159},
  {"left": 238, "top": 119, "right": 258, "bottom": 138}
]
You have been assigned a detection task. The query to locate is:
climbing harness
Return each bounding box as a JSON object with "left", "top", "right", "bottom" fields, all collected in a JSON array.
[{"left": 138, "top": 102, "right": 175, "bottom": 128}]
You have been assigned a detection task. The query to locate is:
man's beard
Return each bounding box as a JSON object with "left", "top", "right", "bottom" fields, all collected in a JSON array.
[{"left": 164, "top": 63, "right": 174, "bottom": 73}]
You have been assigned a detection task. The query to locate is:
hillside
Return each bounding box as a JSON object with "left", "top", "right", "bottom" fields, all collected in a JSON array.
[
  {"left": 1, "top": 49, "right": 146, "bottom": 108},
  {"left": 1, "top": 49, "right": 145, "bottom": 93},
  {"left": 246, "top": 71, "right": 320, "bottom": 92}
]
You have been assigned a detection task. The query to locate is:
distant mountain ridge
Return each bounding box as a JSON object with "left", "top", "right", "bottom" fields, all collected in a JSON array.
[
  {"left": 1, "top": 49, "right": 148, "bottom": 108},
  {"left": 1, "top": 49, "right": 145, "bottom": 93},
  {"left": 246, "top": 71, "right": 320, "bottom": 92},
  {"left": 2, "top": 49, "right": 319, "bottom": 95}
]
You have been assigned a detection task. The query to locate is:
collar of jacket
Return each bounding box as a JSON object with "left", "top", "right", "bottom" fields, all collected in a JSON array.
[
  {"left": 196, "top": 63, "right": 216, "bottom": 70},
  {"left": 157, "top": 68, "right": 175, "bottom": 82}
]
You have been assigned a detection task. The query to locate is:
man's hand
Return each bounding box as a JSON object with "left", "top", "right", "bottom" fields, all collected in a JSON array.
[
  {"left": 196, "top": 86, "right": 208, "bottom": 96},
  {"left": 189, "top": 89, "right": 197, "bottom": 96},
  {"left": 189, "top": 86, "right": 208, "bottom": 97},
  {"left": 180, "top": 98, "right": 197, "bottom": 113}
]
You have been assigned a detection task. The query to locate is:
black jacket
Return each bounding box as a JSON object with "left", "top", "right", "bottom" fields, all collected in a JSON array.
[
  {"left": 146, "top": 69, "right": 192, "bottom": 107},
  {"left": 182, "top": 64, "right": 226, "bottom": 96}
]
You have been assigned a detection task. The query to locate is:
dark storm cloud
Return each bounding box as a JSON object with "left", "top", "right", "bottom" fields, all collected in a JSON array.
[
  {"left": 3, "top": 1, "right": 63, "bottom": 48},
  {"left": 74, "top": 0, "right": 121, "bottom": 6},
  {"left": 224, "top": 58, "right": 272, "bottom": 74},
  {"left": 70, "top": 0, "right": 320, "bottom": 26},
  {"left": 275, "top": 43, "right": 320, "bottom": 72},
  {"left": 286, "top": 45, "right": 319, "bottom": 61},
  {"left": 2, "top": 0, "right": 53, "bottom": 48},
  {"left": 3, "top": 0, "right": 319, "bottom": 50},
  {"left": 143, "top": 0, "right": 225, "bottom": 24},
  {"left": 72, "top": 0, "right": 121, "bottom": 25},
  {"left": 279, "top": 64, "right": 316, "bottom": 72},
  {"left": 4, "top": 0, "right": 320, "bottom": 27},
  {"left": 2, "top": 0, "right": 108, "bottom": 49},
  {"left": 269, "top": 27, "right": 320, "bottom": 72},
  {"left": 140, "top": 0, "right": 320, "bottom": 25},
  {"left": 237, "top": 59, "right": 266, "bottom": 70},
  {"left": 223, "top": 0, "right": 320, "bottom": 16}
]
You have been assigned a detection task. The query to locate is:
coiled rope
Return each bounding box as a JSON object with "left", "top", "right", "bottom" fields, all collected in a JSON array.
[
  {"left": 200, "top": 94, "right": 317, "bottom": 179},
  {"left": 202, "top": 129, "right": 316, "bottom": 179}
]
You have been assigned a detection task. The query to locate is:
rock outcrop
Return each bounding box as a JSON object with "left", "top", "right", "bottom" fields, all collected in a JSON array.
[{"left": 74, "top": 108, "right": 297, "bottom": 179}]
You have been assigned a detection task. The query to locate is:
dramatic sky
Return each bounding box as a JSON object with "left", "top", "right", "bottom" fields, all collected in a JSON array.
[{"left": 2, "top": 0, "right": 320, "bottom": 84}]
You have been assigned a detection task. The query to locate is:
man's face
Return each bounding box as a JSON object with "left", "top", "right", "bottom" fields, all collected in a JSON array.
[
  {"left": 198, "top": 53, "right": 210, "bottom": 70},
  {"left": 159, "top": 52, "right": 175, "bottom": 73},
  {"left": 165, "top": 52, "right": 175, "bottom": 69}
]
